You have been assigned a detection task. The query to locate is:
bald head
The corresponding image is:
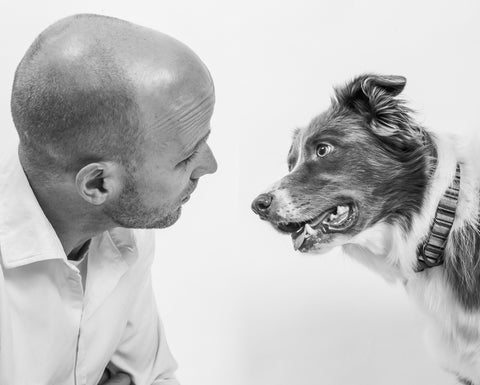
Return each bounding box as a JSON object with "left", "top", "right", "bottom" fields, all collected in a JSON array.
[{"left": 11, "top": 14, "right": 213, "bottom": 177}]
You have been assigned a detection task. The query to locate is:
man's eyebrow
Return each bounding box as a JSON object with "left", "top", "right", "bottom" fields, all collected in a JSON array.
[{"left": 181, "top": 130, "right": 211, "bottom": 159}]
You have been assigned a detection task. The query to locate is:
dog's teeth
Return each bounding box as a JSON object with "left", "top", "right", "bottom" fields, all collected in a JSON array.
[
  {"left": 294, "top": 231, "right": 306, "bottom": 250},
  {"left": 309, "top": 216, "right": 323, "bottom": 227},
  {"left": 304, "top": 223, "right": 315, "bottom": 236}
]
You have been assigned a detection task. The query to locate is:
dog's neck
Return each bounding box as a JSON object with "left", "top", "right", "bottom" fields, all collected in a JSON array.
[{"left": 343, "top": 132, "right": 470, "bottom": 283}]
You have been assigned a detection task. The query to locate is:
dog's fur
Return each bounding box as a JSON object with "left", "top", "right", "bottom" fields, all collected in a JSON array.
[{"left": 252, "top": 74, "right": 480, "bottom": 384}]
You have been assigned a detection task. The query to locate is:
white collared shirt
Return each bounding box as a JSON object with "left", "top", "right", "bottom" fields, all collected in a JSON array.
[{"left": 0, "top": 148, "right": 179, "bottom": 385}]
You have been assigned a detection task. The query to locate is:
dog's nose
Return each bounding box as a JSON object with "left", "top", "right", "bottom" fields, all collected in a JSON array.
[{"left": 251, "top": 193, "right": 273, "bottom": 216}]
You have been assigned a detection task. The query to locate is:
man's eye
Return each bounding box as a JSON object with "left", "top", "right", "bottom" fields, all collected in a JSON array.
[
  {"left": 316, "top": 143, "right": 333, "bottom": 157},
  {"left": 180, "top": 149, "right": 200, "bottom": 166}
]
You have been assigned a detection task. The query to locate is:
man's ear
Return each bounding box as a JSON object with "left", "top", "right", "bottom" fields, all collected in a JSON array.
[
  {"left": 334, "top": 73, "right": 409, "bottom": 132},
  {"left": 75, "top": 162, "right": 123, "bottom": 205}
]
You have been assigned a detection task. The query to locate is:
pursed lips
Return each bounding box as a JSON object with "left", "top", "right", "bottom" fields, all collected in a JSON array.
[{"left": 181, "top": 179, "right": 199, "bottom": 203}]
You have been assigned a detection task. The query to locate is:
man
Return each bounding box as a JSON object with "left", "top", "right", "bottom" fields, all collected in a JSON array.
[{"left": 0, "top": 14, "right": 217, "bottom": 385}]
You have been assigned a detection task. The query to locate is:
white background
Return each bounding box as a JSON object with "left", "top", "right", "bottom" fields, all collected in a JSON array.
[{"left": 1, "top": 1, "right": 480, "bottom": 384}]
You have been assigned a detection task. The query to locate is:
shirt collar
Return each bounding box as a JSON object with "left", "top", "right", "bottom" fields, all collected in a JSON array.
[
  {"left": 0, "top": 146, "right": 138, "bottom": 269},
  {"left": 0, "top": 147, "right": 66, "bottom": 268}
]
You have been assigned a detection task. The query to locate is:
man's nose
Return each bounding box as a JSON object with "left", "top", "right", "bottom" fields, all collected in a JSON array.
[
  {"left": 191, "top": 146, "right": 217, "bottom": 179},
  {"left": 251, "top": 193, "right": 273, "bottom": 217}
]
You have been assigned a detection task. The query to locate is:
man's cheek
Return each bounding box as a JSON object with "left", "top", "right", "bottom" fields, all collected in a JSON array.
[{"left": 150, "top": 179, "right": 185, "bottom": 205}]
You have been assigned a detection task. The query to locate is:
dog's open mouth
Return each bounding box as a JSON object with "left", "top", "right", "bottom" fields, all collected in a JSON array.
[{"left": 275, "top": 203, "right": 358, "bottom": 250}]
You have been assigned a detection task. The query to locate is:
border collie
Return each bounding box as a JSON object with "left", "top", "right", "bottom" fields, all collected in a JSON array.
[{"left": 251, "top": 74, "right": 480, "bottom": 385}]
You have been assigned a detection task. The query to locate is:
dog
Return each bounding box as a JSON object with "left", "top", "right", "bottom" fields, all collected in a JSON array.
[{"left": 251, "top": 74, "right": 480, "bottom": 385}]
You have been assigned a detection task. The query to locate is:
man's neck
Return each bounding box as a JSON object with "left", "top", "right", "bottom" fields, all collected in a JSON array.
[
  {"left": 68, "top": 239, "right": 91, "bottom": 261},
  {"left": 20, "top": 160, "right": 113, "bottom": 257}
]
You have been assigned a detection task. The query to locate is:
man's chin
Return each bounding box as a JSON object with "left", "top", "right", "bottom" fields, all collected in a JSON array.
[
  {"left": 149, "top": 207, "right": 182, "bottom": 229},
  {"left": 106, "top": 206, "right": 182, "bottom": 230}
]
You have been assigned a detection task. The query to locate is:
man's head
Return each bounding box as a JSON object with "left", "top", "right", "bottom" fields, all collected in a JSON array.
[{"left": 11, "top": 14, "right": 217, "bottom": 229}]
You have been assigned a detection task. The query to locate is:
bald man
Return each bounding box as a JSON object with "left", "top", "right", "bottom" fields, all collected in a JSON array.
[{"left": 0, "top": 14, "right": 217, "bottom": 385}]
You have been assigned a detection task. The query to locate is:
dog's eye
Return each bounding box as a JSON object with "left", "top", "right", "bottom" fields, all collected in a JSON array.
[{"left": 316, "top": 143, "right": 333, "bottom": 157}]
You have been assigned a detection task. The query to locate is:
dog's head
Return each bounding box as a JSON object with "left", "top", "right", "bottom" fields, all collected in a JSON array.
[{"left": 252, "top": 74, "right": 433, "bottom": 253}]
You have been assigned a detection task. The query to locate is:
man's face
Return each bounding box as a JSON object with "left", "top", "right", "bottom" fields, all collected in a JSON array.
[{"left": 103, "top": 85, "right": 217, "bottom": 229}]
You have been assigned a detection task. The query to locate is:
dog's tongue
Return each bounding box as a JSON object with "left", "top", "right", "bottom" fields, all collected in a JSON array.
[
  {"left": 293, "top": 228, "right": 306, "bottom": 250},
  {"left": 293, "top": 224, "right": 317, "bottom": 250}
]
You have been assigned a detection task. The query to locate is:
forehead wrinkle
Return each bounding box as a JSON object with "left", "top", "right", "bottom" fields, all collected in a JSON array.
[
  {"left": 143, "top": 94, "right": 213, "bottom": 132},
  {"left": 176, "top": 106, "right": 212, "bottom": 143},
  {"left": 175, "top": 94, "right": 214, "bottom": 123},
  {"left": 180, "top": 130, "right": 211, "bottom": 158},
  {"left": 175, "top": 105, "right": 214, "bottom": 142},
  {"left": 140, "top": 98, "right": 213, "bottom": 150},
  {"left": 179, "top": 128, "right": 209, "bottom": 156}
]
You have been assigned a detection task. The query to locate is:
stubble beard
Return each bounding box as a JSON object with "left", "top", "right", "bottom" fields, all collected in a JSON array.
[{"left": 103, "top": 172, "right": 181, "bottom": 229}]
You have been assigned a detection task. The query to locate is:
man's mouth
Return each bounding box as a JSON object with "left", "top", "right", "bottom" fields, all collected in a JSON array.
[
  {"left": 274, "top": 203, "right": 358, "bottom": 250},
  {"left": 181, "top": 180, "right": 199, "bottom": 204}
]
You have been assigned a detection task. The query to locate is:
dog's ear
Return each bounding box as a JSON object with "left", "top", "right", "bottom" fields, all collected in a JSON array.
[
  {"left": 360, "top": 74, "right": 406, "bottom": 97},
  {"left": 334, "top": 74, "right": 414, "bottom": 138}
]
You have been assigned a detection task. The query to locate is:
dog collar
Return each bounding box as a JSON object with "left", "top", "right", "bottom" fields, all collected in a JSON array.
[{"left": 416, "top": 163, "right": 461, "bottom": 271}]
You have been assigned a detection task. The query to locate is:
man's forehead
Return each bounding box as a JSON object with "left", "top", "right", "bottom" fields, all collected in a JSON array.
[
  {"left": 176, "top": 105, "right": 213, "bottom": 151},
  {"left": 140, "top": 81, "right": 214, "bottom": 129},
  {"left": 130, "top": 35, "right": 215, "bottom": 131},
  {"left": 159, "top": 93, "right": 214, "bottom": 154},
  {"left": 139, "top": 87, "right": 213, "bottom": 152},
  {"left": 172, "top": 92, "right": 215, "bottom": 137}
]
